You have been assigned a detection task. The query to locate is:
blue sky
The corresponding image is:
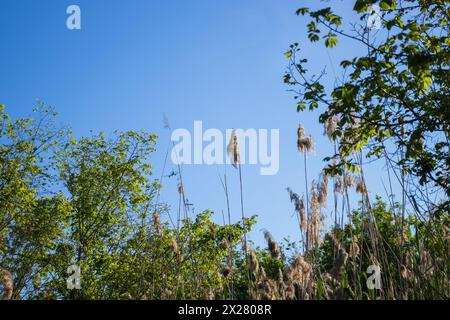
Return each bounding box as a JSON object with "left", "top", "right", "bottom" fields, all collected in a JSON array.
[{"left": 0, "top": 0, "right": 397, "bottom": 247}]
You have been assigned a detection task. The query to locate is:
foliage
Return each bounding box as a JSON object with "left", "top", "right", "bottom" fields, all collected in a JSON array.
[
  {"left": 1, "top": 2, "right": 449, "bottom": 300},
  {"left": 232, "top": 198, "right": 449, "bottom": 300},
  {"left": 0, "top": 104, "right": 255, "bottom": 299},
  {"left": 284, "top": 0, "right": 449, "bottom": 214}
]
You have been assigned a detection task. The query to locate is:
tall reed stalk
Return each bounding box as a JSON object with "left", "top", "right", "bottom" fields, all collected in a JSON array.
[
  {"left": 297, "top": 124, "right": 314, "bottom": 252},
  {"left": 227, "top": 129, "right": 252, "bottom": 297}
]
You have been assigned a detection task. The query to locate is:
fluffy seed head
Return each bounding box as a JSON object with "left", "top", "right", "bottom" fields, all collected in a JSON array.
[
  {"left": 334, "top": 174, "right": 343, "bottom": 193},
  {"left": 331, "top": 248, "right": 348, "bottom": 280},
  {"left": 287, "top": 254, "right": 312, "bottom": 285},
  {"left": 308, "top": 184, "right": 321, "bottom": 248},
  {"left": 203, "top": 287, "right": 215, "bottom": 300},
  {"left": 153, "top": 210, "right": 163, "bottom": 236},
  {"left": 249, "top": 249, "right": 259, "bottom": 275},
  {"left": 287, "top": 188, "right": 307, "bottom": 231},
  {"left": 241, "top": 236, "right": 247, "bottom": 253},
  {"left": 257, "top": 278, "right": 278, "bottom": 300},
  {"left": 263, "top": 230, "right": 281, "bottom": 260},
  {"left": 227, "top": 129, "right": 240, "bottom": 168},
  {"left": 355, "top": 178, "right": 367, "bottom": 194},
  {"left": 278, "top": 268, "right": 284, "bottom": 284},
  {"left": 170, "top": 238, "right": 178, "bottom": 254},
  {"left": 0, "top": 268, "right": 13, "bottom": 300},
  {"left": 297, "top": 124, "right": 305, "bottom": 141},
  {"left": 324, "top": 115, "right": 339, "bottom": 140},
  {"left": 326, "top": 234, "right": 348, "bottom": 280},
  {"left": 297, "top": 125, "right": 314, "bottom": 153},
  {"left": 348, "top": 236, "right": 360, "bottom": 258},
  {"left": 318, "top": 173, "right": 329, "bottom": 207},
  {"left": 298, "top": 194, "right": 307, "bottom": 231},
  {"left": 303, "top": 135, "right": 314, "bottom": 153},
  {"left": 345, "top": 171, "right": 354, "bottom": 188},
  {"left": 400, "top": 265, "right": 408, "bottom": 279}
]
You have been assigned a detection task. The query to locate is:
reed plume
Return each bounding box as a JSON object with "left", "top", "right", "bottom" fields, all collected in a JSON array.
[
  {"left": 297, "top": 124, "right": 314, "bottom": 153},
  {"left": 241, "top": 235, "right": 247, "bottom": 253},
  {"left": 286, "top": 188, "right": 307, "bottom": 231},
  {"left": 400, "top": 265, "right": 408, "bottom": 279},
  {"left": 170, "top": 238, "right": 178, "bottom": 254},
  {"left": 263, "top": 230, "right": 281, "bottom": 260},
  {"left": 324, "top": 115, "right": 339, "bottom": 141},
  {"left": 260, "top": 267, "right": 266, "bottom": 280},
  {"left": 332, "top": 248, "right": 348, "bottom": 280},
  {"left": 334, "top": 174, "right": 343, "bottom": 194},
  {"left": 318, "top": 172, "right": 329, "bottom": 208},
  {"left": 297, "top": 124, "right": 305, "bottom": 149},
  {"left": 345, "top": 171, "right": 354, "bottom": 188},
  {"left": 257, "top": 275, "right": 278, "bottom": 300},
  {"left": 297, "top": 124, "right": 314, "bottom": 252},
  {"left": 286, "top": 254, "right": 312, "bottom": 294},
  {"left": 326, "top": 233, "right": 348, "bottom": 281},
  {"left": 355, "top": 178, "right": 367, "bottom": 194},
  {"left": 203, "top": 287, "right": 215, "bottom": 300},
  {"left": 278, "top": 268, "right": 284, "bottom": 284},
  {"left": 227, "top": 128, "right": 250, "bottom": 294},
  {"left": 227, "top": 129, "right": 240, "bottom": 168},
  {"left": 153, "top": 210, "right": 163, "bottom": 236},
  {"left": 308, "top": 184, "right": 321, "bottom": 248},
  {"left": 0, "top": 268, "right": 13, "bottom": 300},
  {"left": 348, "top": 236, "right": 360, "bottom": 258},
  {"left": 303, "top": 136, "right": 314, "bottom": 153},
  {"left": 249, "top": 249, "right": 259, "bottom": 275},
  {"left": 298, "top": 194, "right": 307, "bottom": 231}
]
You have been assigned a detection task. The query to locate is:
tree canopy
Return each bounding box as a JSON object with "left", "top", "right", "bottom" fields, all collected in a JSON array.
[{"left": 284, "top": 0, "right": 449, "bottom": 215}]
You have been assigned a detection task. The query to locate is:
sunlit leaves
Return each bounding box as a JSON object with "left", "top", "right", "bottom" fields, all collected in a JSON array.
[
  {"left": 286, "top": 0, "right": 449, "bottom": 205},
  {"left": 324, "top": 32, "right": 338, "bottom": 48}
]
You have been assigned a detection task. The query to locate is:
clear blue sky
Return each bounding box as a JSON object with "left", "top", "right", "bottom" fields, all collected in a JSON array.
[{"left": 0, "top": 0, "right": 396, "bottom": 247}]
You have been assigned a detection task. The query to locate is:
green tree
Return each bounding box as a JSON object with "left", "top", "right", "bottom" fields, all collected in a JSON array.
[
  {"left": 284, "top": 0, "right": 449, "bottom": 215},
  {"left": 0, "top": 103, "right": 67, "bottom": 299},
  {"left": 0, "top": 104, "right": 255, "bottom": 300}
]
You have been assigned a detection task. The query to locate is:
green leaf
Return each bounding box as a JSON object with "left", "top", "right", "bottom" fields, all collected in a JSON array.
[
  {"left": 296, "top": 7, "right": 309, "bottom": 16},
  {"left": 380, "top": 0, "right": 396, "bottom": 10},
  {"left": 325, "top": 35, "right": 338, "bottom": 48},
  {"left": 308, "top": 33, "right": 320, "bottom": 42},
  {"left": 380, "top": 1, "right": 390, "bottom": 10},
  {"left": 422, "top": 75, "right": 432, "bottom": 89},
  {"left": 353, "top": 0, "right": 367, "bottom": 13}
]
